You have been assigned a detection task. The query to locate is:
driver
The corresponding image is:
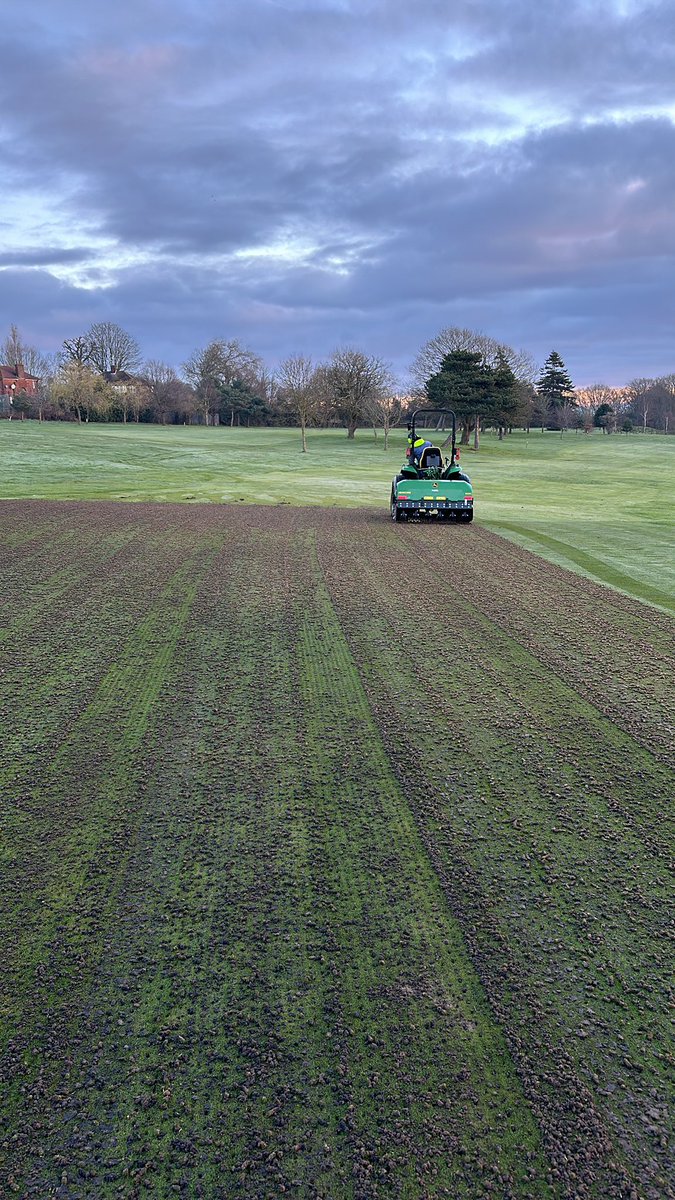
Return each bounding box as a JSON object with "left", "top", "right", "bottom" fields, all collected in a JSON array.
[{"left": 407, "top": 434, "right": 433, "bottom": 467}]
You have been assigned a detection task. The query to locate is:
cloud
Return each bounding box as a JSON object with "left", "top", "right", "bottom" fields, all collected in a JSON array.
[
  {"left": 0, "top": 0, "right": 673, "bottom": 385},
  {"left": 0, "top": 248, "right": 93, "bottom": 267}
]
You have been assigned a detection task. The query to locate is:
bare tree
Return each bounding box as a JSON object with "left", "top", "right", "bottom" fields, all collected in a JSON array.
[
  {"left": 62, "top": 335, "right": 94, "bottom": 366},
  {"left": 410, "top": 326, "right": 536, "bottom": 393},
  {"left": 276, "top": 355, "right": 320, "bottom": 452},
  {"left": 113, "top": 378, "right": 150, "bottom": 423},
  {"left": 182, "top": 339, "right": 263, "bottom": 426},
  {"left": 322, "top": 347, "right": 393, "bottom": 439},
  {"left": 256, "top": 366, "right": 278, "bottom": 410},
  {"left": 142, "top": 360, "right": 196, "bottom": 425},
  {"left": 371, "top": 392, "right": 406, "bottom": 451},
  {"left": 1, "top": 324, "right": 24, "bottom": 370},
  {"left": 626, "top": 378, "right": 655, "bottom": 432},
  {"left": 652, "top": 375, "right": 675, "bottom": 433},
  {"left": 32, "top": 352, "right": 60, "bottom": 421},
  {"left": 576, "top": 383, "right": 614, "bottom": 428},
  {"left": 169, "top": 381, "right": 197, "bottom": 425},
  {"left": 576, "top": 384, "right": 633, "bottom": 433},
  {"left": 85, "top": 322, "right": 141, "bottom": 375},
  {"left": 1, "top": 323, "right": 49, "bottom": 380}
]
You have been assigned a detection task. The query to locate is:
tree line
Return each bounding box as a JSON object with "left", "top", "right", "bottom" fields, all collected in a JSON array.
[{"left": 2, "top": 321, "right": 673, "bottom": 446}]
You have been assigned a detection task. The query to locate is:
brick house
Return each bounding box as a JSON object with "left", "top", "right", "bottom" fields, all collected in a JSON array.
[{"left": 0, "top": 362, "right": 39, "bottom": 398}]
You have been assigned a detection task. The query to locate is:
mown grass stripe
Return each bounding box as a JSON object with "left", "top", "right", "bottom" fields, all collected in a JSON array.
[
  {"left": 485, "top": 519, "right": 675, "bottom": 613},
  {"left": 0, "top": 531, "right": 226, "bottom": 1042},
  {"left": 291, "top": 530, "right": 556, "bottom": 1196}
]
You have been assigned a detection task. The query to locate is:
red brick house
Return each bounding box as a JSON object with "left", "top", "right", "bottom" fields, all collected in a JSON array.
[{"left": 0, "top": 363, "right": 39, "bottom": 397}]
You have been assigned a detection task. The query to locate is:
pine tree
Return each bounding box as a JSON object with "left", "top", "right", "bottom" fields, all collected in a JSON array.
[
  {"left": 425, "top": 350, "right": 518, "bottom": 448},
  {"left": 536, "top": 351, "right": 575, "bottom": 409}
]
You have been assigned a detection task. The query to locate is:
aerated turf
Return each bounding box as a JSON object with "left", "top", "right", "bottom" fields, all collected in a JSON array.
[{"left": 0, "top": 501, "right": 673, "bottom": 1200}]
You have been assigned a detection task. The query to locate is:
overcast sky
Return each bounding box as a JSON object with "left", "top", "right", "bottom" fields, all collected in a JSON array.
[{"left": 1, "top": 0, "right": 673, "bottom": 387}]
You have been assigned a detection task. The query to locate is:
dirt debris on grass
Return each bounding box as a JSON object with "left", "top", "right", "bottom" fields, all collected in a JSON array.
[{"left": 0, "top": 500, "right": 673, "bottom": 1200}]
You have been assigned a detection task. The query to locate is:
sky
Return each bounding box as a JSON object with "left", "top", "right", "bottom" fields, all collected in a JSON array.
[{"left": 1, "top": 0, "right": 674, "bottom": 388}]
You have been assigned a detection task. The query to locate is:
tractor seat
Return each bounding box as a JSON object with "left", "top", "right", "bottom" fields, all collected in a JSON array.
[{"left": 419, "top": 446, "right": 443, "bottom": 469}]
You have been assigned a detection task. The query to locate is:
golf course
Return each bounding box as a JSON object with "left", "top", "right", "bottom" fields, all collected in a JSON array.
[{"left": 0, "top": 422, "right": 673, "bottom": 1199}]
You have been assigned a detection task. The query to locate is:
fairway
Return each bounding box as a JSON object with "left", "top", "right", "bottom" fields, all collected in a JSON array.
[
  {"left": 1, "top": 421, "right": 673, "bottom": 612},
  {"left": 1, "top": 501, "right": 672, "bottom": 1199}
]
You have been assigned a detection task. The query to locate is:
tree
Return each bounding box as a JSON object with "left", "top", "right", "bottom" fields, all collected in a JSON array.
[
  {"left": 626, "top": 378, "right": 655, "bottom": 432},
  {"left": 412, "top": 327, "right": 534, "bottom": 440},
  {"left": 113, "top": 378, "right": 150, "bottom": 424},
  {"left": 1, "top": 324, "right": 23, "bottom": 370},
  {"left": 62, "top": 335, "right": 94, "bottom": 366},
  {"left": 276, "top": 355, "right": 321, "bottom": 451},
  {"left": 85, "top": 322, "right": 141, "bottom": 376},
  {"left": 29, "top": 353, "right": 60, "bottom": 422},
  {"left": 321, "top": 348, "right": 393, "bottom": 438},
  {"left": 171, "top": 382, "right": 198, "bottom": 426},
  {"left": 424, "top": 350, "right": 516, "bottom": 449},
  {"left": 593, "top": 402, "right": 614, "bottom": 433},
  {"left": 649, "top": 375, "right": 675, "bottom": 433},
  {"left": 536, "top": 351, "right": 575, "bottom": 408},
  {"left": 11, "top": 391, "right": 31, "bottom": 420},
  {"left": 577, "top": 384, "right": 633, "bottom": 434},
  {"left": 51, "top": 361, "right": 112, "bottom": 423},
  {"left": 576, "top": 383, "right": 613, "bottom": 427},
  {"left": 371, "top": 392, "right": 406, "bottom": 452},
  {"left": 506, "top": 379, "right": 537, "bottom": 435},
  {"left": 490, "top": 351, "right": 520, "bottom": 442},
  {"left": 182, "top": 339, "right": 263, "bottom": 426},
  {"left": 411, "top": 327, "right": 536, "bottom": 393},
  {"left": 142, "top": 361, "right": 196, "bottom": 425},
  {"left": 217, "top": 379, "right": 271, "bottom": 427},
  {"left": 1, "top": 323, "right": 49, "bottom": 381}
]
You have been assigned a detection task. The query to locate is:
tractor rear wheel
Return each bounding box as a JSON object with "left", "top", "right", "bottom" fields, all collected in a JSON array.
[{"left": 391, "top": 494, "right": 407, "bottom": 522}]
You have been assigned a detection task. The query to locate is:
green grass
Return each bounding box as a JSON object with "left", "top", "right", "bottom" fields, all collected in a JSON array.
[
  {"left": 0, "top": 420, "right": 393, "bottom": 506},
  {"left": 473, "top": 429, "right": 674, "bottom": 612},
  {"left": 1, "top": 420, "right": 673, "bottom": 608}
]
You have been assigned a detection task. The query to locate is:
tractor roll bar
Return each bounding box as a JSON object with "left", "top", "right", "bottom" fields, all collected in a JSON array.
[{"left": 408, "top": 408, "right": 457, "bottom": 462}]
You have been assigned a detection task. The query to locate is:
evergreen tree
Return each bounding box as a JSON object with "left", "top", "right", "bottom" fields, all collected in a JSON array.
[
  {"left": 593, "top": 402, "right": 614, "bottom": 433},
  {"left": 536, "top": 351, "right": 575, "bottom": 409},
  {"left": 425, "top": 350, "right": 517, "bottom": 447},
  {"left": 218, "top": 378, "right": 272, "bottom": 427},
  {"left": 492, "top": 350, "right": 520, "bottom": 435}
]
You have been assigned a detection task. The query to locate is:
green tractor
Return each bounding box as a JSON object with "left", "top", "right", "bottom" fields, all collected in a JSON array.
[{"left": 390, "top": 407, "right": 474, "bottom": 523}]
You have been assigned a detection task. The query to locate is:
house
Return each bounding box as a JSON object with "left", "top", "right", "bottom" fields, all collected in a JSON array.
[
  {"left": 103, "top": 370, "right": 136, "bottom": 393},
  {"left": 0, "top": 363, "right": 39, "bottom": 414},
  {"left": 0, "top": 362, "right": 39, "bottom": 397}
]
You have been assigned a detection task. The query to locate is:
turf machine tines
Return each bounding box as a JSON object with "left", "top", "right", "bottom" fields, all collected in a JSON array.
[{"left": 390, "top": 407, "right": 474, "bottom": 523}]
